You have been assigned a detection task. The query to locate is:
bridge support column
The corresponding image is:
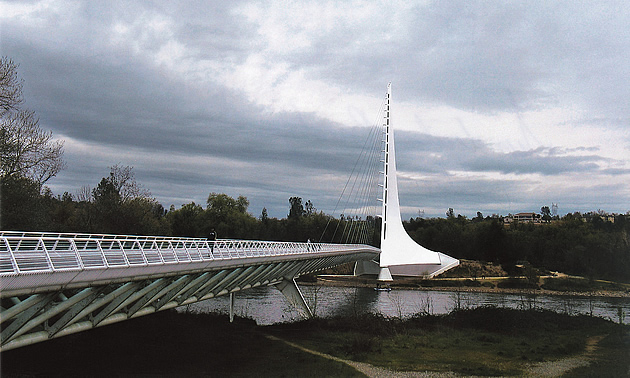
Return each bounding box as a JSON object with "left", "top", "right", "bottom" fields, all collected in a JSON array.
[
  {"left": 229, "top": 292, "right": 235, "bottom": 323},
  {"left": 378, "top": 267, "right": 393, "bottom": 281},
  {"left": 354, "top": 260, "right": 380, "bottom": 276},
  {"left": 275, "top": 278, "right": 313, "bottom": 318}
]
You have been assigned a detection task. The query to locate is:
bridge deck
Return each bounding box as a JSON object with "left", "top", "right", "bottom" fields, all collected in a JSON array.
[
  {"left": 0, "top": 231, "right": 379, "bottom": 297},
  {"left": 0, "top": 231, "right": 379, "bottom": 351}
]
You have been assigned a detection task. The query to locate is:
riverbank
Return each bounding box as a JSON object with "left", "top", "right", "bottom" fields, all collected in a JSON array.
[
  {"left": 267, "top": 308, "right": 630, "bottom": 377},
  {"left": 315, "top": 259, "right": 630, "bottom": 299},
  {"left": 2, "top": 307, "right": 628, "bottom": 377},
  {"left": 0, "top": 310, "right": 363, "bottom": 377},
  {"left": 312, "top": 274, "right": 630, "bottom": 299}
]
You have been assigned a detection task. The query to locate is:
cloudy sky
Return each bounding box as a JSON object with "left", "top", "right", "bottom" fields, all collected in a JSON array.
[{"left": 2, "top": 0, "right": 629, "bottom": 219}]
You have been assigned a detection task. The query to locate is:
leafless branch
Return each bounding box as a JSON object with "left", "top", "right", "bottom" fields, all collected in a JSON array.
[
  {"left": 1, "top": 109, "right": 66, "bottom": 185},
  {"left": 0, "top": 57, "right": 24, "bottom": 117}
]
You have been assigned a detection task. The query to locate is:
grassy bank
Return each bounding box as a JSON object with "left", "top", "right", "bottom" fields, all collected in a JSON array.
[
  {"left": 268, "top": 307, "right": 629, "bottom": 376},
  {"left": 1, "top": 311, "right": 362, "bottom": 377},
  {"left": 2, "top": 307, "right": 628, "bottom": 377}
]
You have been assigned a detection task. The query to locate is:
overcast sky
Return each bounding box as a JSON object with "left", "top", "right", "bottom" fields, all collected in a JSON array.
[{"left": 2, "top": 0, "right": 629, "bottom": 219}]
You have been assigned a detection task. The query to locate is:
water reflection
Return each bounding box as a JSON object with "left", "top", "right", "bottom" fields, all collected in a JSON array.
[{"left": 184, "top": 285, "right": 630, "bottom": 325}]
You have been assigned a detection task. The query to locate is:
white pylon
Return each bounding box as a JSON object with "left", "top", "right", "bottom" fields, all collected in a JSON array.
[{"left": 375, "top": 83, "right": 459, "bottom": 281}]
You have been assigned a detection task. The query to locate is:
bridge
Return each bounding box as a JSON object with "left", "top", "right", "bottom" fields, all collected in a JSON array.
[
  {"left": 0, "top": 231, "right": 378, "bottom": 350},
  {"left": 0, "top": 83, "right": 458, "bottom": 351}
]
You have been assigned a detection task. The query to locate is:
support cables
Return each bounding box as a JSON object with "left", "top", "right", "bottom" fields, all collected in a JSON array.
[{"left": 322, "top": 92, "right": 387, "bottom": 246}]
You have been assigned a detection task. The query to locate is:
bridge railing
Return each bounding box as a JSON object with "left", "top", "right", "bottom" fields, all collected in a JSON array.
[{"left": 0, "top": 231, "right": 376, "bottom": 276}]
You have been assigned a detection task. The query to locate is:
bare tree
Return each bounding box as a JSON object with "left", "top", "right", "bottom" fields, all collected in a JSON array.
[
  {"left": 1, "top": 56, "right": 65, "bottom": 186},
  {"left": 76, "top": 185, "right": 93, "bottom": 202},
  {"left": 0, "top": 57, "right": 23, "bottom": 117},
  {"left": 1, "top": 109, "right": 66, "bottom": 185},
  {"left": 108, "top": 164, "right": 150, "bottom": 202}
]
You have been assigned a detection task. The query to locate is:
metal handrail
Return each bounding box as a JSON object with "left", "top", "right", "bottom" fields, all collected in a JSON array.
[{"left": 0, "top": 231, "right": 377, "bottom": 276}]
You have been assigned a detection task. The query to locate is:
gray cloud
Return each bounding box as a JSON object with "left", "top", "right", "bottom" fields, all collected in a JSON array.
[
  {"left": 3, "top": 0, "right": 629, "bottom": 220},
  {"left": 397, "top": 133, "right": 609, "bottom": 176},
  {"left": 465, "top": 147, "right": 604, "bottom": 176}
]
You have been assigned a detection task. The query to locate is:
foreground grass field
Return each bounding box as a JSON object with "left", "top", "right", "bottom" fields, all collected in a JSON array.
[
  {"left": 1, "top": 311, "right": 363, "bottom": 377},
  {"left": 268, "top": 307, "right": 630, "bottom": 376},
  {"left": 2, "top": 307, "right": 628, "bottom": 376}
]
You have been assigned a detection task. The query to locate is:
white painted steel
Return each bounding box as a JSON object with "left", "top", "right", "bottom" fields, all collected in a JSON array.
[
  {"left": 0, "top": 231, "right": 379, "bottom": 351},
  {"left": 0, "top": 231, "right": 377, "bottom": 297},
  {"left": 377, "top": 83, "right": 459, "bottom": 279}
]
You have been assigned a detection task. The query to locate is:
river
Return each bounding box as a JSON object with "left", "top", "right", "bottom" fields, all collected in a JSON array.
[{"left": 183, "top": 284, "right": 630, "bottom": 325}]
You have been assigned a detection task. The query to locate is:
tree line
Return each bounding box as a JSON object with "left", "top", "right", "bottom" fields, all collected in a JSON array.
[
  {"left": 404, "top": 212, "right": 630, "bottom": 283},
  {"left": 3, "top": 161, "right": 628, "bottom": 282}
]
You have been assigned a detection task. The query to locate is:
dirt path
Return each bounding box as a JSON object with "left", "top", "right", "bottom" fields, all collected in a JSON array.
[
  {"left": 264, "top": 334, "right": 457, "bottom": 377},
  {"left": 265, "top": 334, "right": 606, "bottom": 378},
  {"left": 523, "top": 335, "right": 604, "bottom": 377}
]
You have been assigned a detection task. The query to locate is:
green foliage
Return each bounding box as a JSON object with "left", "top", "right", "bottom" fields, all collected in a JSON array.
[
  {"left": 1, "top": 165, "right": 167, "bottom": 235},
  {"left": 288, "top": 196, "right": 304, "bottom": 219},
  {"left": 268, "top": 307, "right": 626, "bottom": 376},
  {"left": 203, "top": 193, "right": 257, "bottom": 238},
  {"left": 0, "top": 175, "right": 45, "bottom": 229},
  {"left": 345, "top": 333, "right": 382, "bottom": 358},
  {"left": 5, "top": 308, "right": 626, "bottom": 377},
  {"left": 406, "top": 215, "right": 630, "bottom": 282},
  {"left": 167, "top": 202, "right": 205, "bottom": 237},
  {"left": 92, "top": 177, "right": 123, "bottom": 233}
]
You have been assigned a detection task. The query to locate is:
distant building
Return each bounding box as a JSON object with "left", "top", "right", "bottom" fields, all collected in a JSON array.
[
  {"left": 503, "top": 210, "right": 622, "bottom": 226},
  {"left": 583, "top": 211, "right": 616, "bottom": 223},
  {"left": 514, "top": 213, "right": 539, "bottom": 222},
  {"left": 503, "top": 212, "right": 542, "bottom": 225}
]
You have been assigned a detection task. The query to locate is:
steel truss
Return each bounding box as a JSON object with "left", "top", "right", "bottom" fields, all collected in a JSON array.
[{"left": 0, "top": 232, "right": 378, "bottom": 351}]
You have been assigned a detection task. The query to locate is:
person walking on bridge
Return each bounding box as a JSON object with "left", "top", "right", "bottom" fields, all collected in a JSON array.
[{"left": 208, "top": 229, "right": 216, "bottom": 253}]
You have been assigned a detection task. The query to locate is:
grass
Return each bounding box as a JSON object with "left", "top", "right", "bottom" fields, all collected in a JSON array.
[
  {"left": 541, "top": 277, "right": 628, "bottom": 293},
  {"left": 2, "top": 307, "right": 628, "bottom": 377},
  {"left": 267, "top": 307, "right": 629, "bottom": 376},
  {"left": 1, "top": 310, "right": 363, "bottom": 377},
  {"left": 564, "top": 331, "right": 630, "bottom": 377}
]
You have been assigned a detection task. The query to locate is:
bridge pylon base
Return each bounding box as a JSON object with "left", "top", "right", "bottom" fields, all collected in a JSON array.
[
  {"left": 274, "top": 278, "right": 313, "bottom": 318},
  {"left": 378, "top": 267, "right": 393, "bottom": 281}
]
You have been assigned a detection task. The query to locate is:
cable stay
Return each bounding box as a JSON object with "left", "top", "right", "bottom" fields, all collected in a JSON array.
[{"left": 326, "top": 83, "right": 460, "bottom": 280}]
